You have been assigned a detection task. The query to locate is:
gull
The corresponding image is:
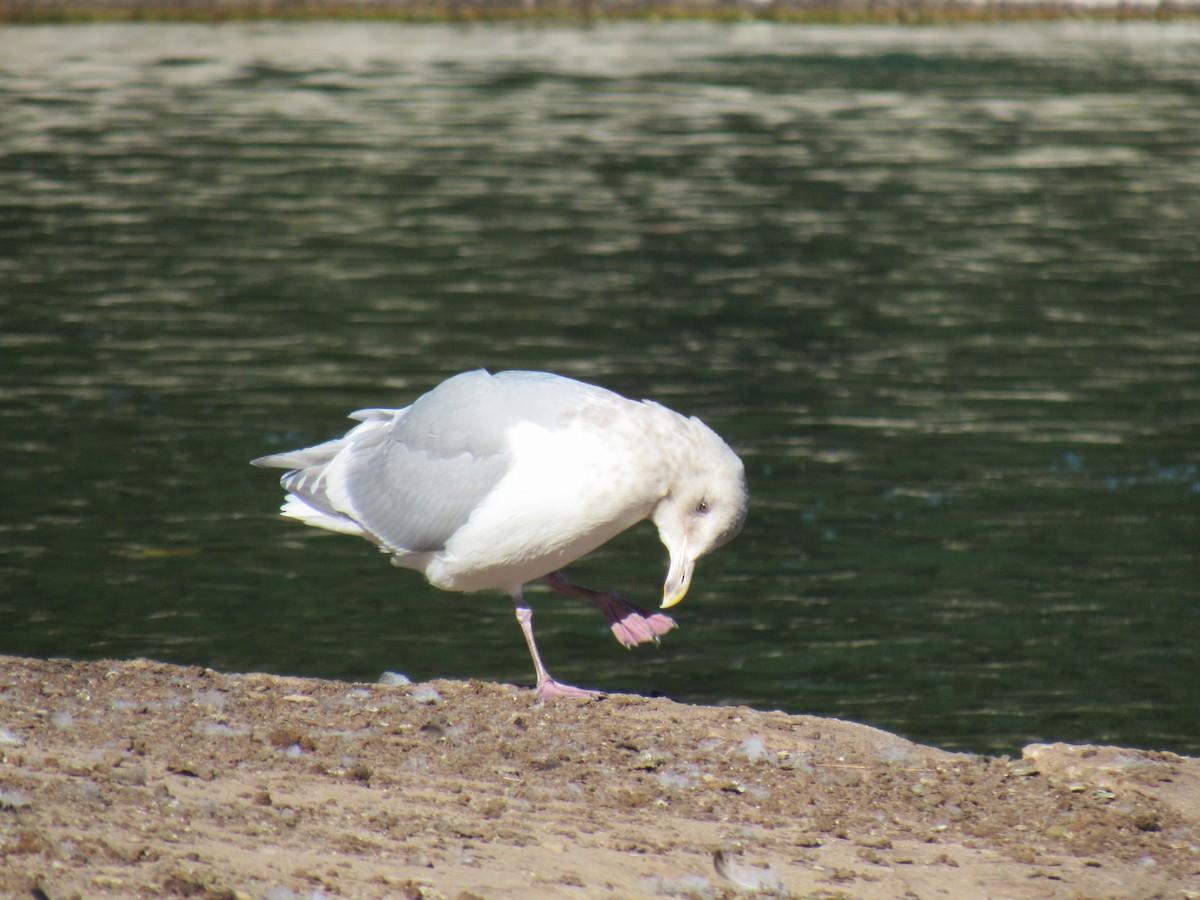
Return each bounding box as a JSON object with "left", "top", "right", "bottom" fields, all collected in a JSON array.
[{"left": 253, "top": 369, "right": 747, "bottom": 699}]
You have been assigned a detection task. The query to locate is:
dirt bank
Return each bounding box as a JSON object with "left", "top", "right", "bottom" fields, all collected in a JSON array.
[
  {"left": 3, "top": 0, "right": 1199, "bottom": 24},
  {"left": 1, "top": 655, "right": 1196, "bottom": 898}
]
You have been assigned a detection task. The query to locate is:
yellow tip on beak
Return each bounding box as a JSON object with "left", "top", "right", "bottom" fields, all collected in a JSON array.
[
  {"left": 661, "top": 556, "right": 694, "bottom": 609},
  {"left": 661, "top": 582, "right": 689, "bottom": 609}
]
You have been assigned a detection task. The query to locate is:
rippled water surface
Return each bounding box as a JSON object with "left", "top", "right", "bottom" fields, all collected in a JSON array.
[{"left": 2, "top": 22, "right": 1198, "bottom": 754}]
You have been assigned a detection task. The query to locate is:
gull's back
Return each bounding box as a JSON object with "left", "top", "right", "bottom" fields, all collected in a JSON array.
[{"left": 253, "top": 370, "right": 627, "bottom": 567}]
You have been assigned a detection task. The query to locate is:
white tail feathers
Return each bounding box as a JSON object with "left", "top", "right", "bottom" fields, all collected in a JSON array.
[{"left": 280, "top": 494, "right": 366, "bottom": 537}]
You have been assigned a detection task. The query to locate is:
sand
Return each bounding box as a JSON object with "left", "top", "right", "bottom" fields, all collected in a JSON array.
[{"left": 1, "top": 654, "right": 1197, "bottom": 898}]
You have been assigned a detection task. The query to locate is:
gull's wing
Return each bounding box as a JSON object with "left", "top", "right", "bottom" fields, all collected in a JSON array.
[
  {"left": 329, "top": 415, "right": 509, "bottom": 555},
  {"left": 260, "top": 370, "right": 598, "bottom": 557}
]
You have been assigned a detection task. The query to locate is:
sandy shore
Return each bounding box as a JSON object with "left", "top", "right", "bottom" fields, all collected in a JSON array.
[{"left": 1, "top": 654, "right": 1197, "bottom": 898}]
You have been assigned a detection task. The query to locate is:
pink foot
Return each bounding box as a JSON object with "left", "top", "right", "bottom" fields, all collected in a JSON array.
[
  {"left": 544, "top": 573, "right": 677, "bottom": 649},
  {"left": 606, "top": 603, "right": 676, "bottom": 649},
  {"left": 536, "top": 679, "right": 605, "bottom": 701}
]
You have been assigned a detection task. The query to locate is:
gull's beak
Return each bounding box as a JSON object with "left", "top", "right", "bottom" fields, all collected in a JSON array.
[{"left": 661, "top": 538, "right": 694, "bottom": 609}]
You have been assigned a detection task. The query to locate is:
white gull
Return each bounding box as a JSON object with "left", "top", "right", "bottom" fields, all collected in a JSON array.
[{"left": 252, "top": 369, "right": 747, "bottom": 699}]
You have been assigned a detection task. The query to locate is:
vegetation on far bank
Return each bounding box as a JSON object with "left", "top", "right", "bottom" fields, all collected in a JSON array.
[{"left": 2, "top": 0, "right": 1198, "bottom": 25}]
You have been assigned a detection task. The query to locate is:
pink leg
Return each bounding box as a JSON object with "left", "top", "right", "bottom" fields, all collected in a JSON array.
[
  {"left": 513, "top": 591, "right": 603, "bottom": 701},
  {"left": 545, "top": 571, "right": 676, "bottom": 649}
]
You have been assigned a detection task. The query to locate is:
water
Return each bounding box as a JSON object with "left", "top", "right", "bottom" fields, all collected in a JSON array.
[{"left": 1, "top": 22, "right": 1197, "bottom": 756}]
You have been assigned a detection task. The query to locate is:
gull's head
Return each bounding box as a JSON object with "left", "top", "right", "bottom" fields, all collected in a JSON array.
[{"left": 652, "top": 417, "right": 748, "bottom": 609}]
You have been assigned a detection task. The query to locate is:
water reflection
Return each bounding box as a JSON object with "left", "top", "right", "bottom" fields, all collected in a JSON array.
[{"left": 1, "top": 22, "right": 1198, "bottom": 755}]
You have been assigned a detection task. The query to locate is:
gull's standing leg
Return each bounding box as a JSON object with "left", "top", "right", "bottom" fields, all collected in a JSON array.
[
  {"left": 512, "top": 588, "right": 603, "bottom": 700},
  {"left": 545, "top": 571, "right": 676, "bottom": 649}
]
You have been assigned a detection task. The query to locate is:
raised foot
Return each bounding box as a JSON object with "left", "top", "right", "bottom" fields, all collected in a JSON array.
[
  {"left": 544, "top": 574, "right": 677, "bottom": 650},
  {"left": 588, "top": 590, "right": 675, "bottom": 648},
  {"left": 536, "top": 679, "right": 605, "bottom": 701},
  {"left": 609, "top": 607, "right": 676, "bottom": 649}
]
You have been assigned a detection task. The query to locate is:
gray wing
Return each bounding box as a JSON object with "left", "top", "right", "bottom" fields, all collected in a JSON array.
[
  {"left": 264, "top": 370, "right": 610, "bottom": 556},
  {"left": 333, "top": 417, "right": 508, "bottom": 555},
  {"left": 319, "top": 371, "right": 591, "bottom": 555}
]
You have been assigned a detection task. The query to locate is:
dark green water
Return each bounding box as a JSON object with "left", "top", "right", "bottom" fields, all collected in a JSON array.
[{"left": 2, "top": 22, "right": 1197, "bottom": 755}]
